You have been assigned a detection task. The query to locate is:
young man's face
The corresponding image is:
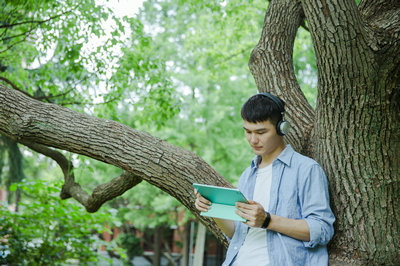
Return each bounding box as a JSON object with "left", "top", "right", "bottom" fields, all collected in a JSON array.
[{"left": 243, "top": 119, "right": 284, "bottom": 159}]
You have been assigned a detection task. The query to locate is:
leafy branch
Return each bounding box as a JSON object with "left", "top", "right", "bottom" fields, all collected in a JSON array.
[
  {"left": 0, "top": 10, "right": 72, "bottom": 29},
  {"left": 0, "top": 76, "right": 35, "bottom": 99},
  {"left": 19, "top": 140, "right": 143, "bottom": 213},
  {"left": 0, "top": 9, "right": 74, "bottom": 54}
]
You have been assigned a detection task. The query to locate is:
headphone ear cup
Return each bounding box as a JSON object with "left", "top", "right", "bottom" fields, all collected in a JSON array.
[{"left": 276, "top": 120, "right": 291, "bottom": 136}]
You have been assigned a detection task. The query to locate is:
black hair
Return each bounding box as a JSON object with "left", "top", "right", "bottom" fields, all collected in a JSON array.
[{"left": 240, "top": 94, "right": 284, "bottom": 124}]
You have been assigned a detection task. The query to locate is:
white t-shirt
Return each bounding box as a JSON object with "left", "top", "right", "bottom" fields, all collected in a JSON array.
[{"left": 232, "top": 164, "right": 272, "bottom": 266}]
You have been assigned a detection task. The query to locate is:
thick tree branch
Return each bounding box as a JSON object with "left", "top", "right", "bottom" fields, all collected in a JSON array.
[
  {"left": 358, "top": 1, "right": 400, "bottom": 68},
  {"left": 249, "top": 0, "right": 314, "bottom": 155},
  {"left": 0, "top": 84, "right": 229, "bottom": 246},
  {"left": 300, "top": 0, "right": 399, "bottom": 138},
  {"left": 359, "top": 0, "right": 400, "bottom": 37},
  {"left": 19, "top": 140, "right": 143, "bottom": 212},
  {"left": 75, "top": 171, "right": 143, "bottom": 213},
  {"left": 301, "top": 0, "right": 371, "bottom": 76}
]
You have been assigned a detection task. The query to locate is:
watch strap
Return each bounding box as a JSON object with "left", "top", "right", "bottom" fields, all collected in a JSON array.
[{"left": 261, "top": 212, "right": 271, "bottom": 229}]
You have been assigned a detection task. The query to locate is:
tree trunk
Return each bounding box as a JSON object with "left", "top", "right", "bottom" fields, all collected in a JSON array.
[
  {"left": 248, "top": 0, "right": 315, "bottom": 155},
  {"left": 249, "top": 0, "right": 400, "bottom": 264},
  {"left": 304, "top": 1, "right": 400, "bottom": 263},
  {"left": 193, "top": 223, "right": 206, "bottom": 266},
  {"left": 181, "top": 221, "right": 191, "bottom": 266},
  {"left": 153, "top": 227, "right": 162, "bottom": 266}
]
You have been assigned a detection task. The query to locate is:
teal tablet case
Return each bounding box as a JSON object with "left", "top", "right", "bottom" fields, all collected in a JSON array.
[{"left": 193, "top": 183, "right": 248, "bottom": 222}]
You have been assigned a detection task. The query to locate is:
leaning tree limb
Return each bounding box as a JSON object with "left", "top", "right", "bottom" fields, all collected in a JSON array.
[
  {"left": 19, "top": 140, "right": 143, "bottom": 212},
  {"left": 0, "top": 83, "right": 230, "bottom": 245},
  {"left": 248, "top": 0, "right": 315, "bottom": 156}
]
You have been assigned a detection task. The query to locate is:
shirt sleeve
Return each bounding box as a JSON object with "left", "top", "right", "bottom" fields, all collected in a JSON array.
[{"left": 300, "top": 164, "right": 335, "bottom": 248}]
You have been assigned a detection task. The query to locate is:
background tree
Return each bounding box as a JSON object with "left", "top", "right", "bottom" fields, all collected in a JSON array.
[{"left": 0, "top": 0, "right": 399, "bottom": 265}]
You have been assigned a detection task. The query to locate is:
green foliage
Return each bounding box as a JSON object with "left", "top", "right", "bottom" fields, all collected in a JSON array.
[
  {"left": 0, "top": 0, "right": 128, "bottom": 110},
  {"left": 0, "top": 179, "right": 124, "bottom": 265},
  {"left": 103, "top": 18, "right": 181, "bottom": 129},
  {"left": 132, "top": 0, "right": 266, "bottom": 183},
  {"left": 110, "top": 0, "right": 318, "bottom": 230},
  {"left": 119, "top": 182, "right": 184, "bottom": 230},
  {"left": 293, "top": 27, "right": 318, "bottom": 108},
  {"left": 118, "top": 232, "right": 143, "bottom": 262},
  {"left": 90, "top": 0, "right": 269, "bottom": 231}
]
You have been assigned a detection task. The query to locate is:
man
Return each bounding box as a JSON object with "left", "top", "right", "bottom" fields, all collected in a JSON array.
[{"left": 194, "top": 93, "right": 335, "bottom": 266}]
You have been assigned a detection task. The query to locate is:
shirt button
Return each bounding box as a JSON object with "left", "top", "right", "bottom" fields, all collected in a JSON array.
[{"left": 234, "top": 246, "right": 238, "bottom": 250}]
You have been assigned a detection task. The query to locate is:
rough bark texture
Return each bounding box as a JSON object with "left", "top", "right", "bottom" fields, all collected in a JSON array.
[
  {"left": 0, "top": 83, "right": 230, "bottom": 246},
  {"left": 249, "top": 0, "right": 315, "bottom": 155},
  {"left": 249, "top": 0, "right": 400, "bottom": 264}
]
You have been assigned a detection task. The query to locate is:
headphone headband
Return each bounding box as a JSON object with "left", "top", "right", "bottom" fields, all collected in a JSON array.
[
  {"left": 257, "top": 92, "right": 284, "bottom": 113},
  {"left": 257, "top": 92, "right": 290, "bottom": 136}
]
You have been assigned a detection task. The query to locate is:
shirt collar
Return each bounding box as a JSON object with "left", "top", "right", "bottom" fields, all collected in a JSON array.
[
  {"left": 251, "top": 144, "right": 294, "bottom": 168},
  {"left": 275, "top": 144, "right": 294, "bottom": 166}
]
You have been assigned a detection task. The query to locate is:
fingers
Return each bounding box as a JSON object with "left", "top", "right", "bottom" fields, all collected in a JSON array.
[
  {"left": 236, "top": 208, "right": 266, "bottom": 227},
  {"left": 195, "top": 198, "right": 211, "bottom": 212},
  {"left": 235, "top": 207, "right": 257, "bottom": 221},
  {"left": 235, "top": 201, "right": 266, "bottom": 227},
  {"left": 235, "top": 209, "right": 260, "bottom": 227},
  {"left": 235, "top": 209, "right": 249, "bottom": 221},
  {"left": 194, "top": 189, "right": 208, "bottom": 202},
  {"left": 236, "top": 200, "right": 261, "bottom": 210},
  {"left": 194, "top": 189, "right": 211, "bottom": 212}
]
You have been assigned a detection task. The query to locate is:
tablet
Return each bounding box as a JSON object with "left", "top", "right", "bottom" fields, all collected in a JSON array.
[{"left": 193, "top": 183, "right": 248, "bottom": 222}]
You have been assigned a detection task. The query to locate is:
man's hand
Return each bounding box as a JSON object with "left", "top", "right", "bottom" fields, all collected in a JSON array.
[
  {"left": 194, "top": 188, "right": 211, "bottom": 212},
  {"left": 235, "top": 200, "right": 267, "bottom": 228},
  {"left": 236, "top": 200, "right": 311, "bottom": 241},
  {"left": 193, "top": 188, "right": 235, "bottom": 238}
]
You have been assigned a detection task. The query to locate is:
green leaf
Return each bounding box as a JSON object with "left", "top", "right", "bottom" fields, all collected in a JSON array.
[{"left": 9, "top": 183, "right": 18, "bottom": 192}]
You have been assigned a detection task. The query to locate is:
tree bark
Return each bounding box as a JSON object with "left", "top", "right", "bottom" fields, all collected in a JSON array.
[
  {"left": 305, "top": 1, "right": 400, "bottom": 264},
  {"left": 181, "top": 222, "right": 190, "bottom": 266},
  {"left": 0, "top": 83, "right": 229, "bottom": 246},
  {"left": 249, "top": 0, "right": 400, "bottom": 264},
  {"left": 248, "top": 0, "right": 315, "bottom": 155},
  {"left": 193, "top": 223, "right": 206, "bottom": 266},
  {"left": 153, "top": 226, "right": 161, "bottom": 266}
]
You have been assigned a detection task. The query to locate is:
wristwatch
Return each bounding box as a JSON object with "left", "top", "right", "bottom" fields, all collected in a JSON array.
[{"left": 261, "top": 211, "right": 271, "bottom": 229}]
